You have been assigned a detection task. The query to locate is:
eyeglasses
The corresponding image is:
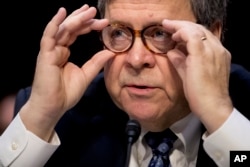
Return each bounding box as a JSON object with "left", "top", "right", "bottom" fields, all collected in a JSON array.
[{"left": 100, "top": 24, "right": 176, "bottom": 54}]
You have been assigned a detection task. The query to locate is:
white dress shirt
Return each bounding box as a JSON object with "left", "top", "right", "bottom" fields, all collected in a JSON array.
[
  {"left": 1, "top": 109, "right": 250, "bottom": 167},
  {"left": 129, "top": 113, "right": 201, "bottom": 167}
]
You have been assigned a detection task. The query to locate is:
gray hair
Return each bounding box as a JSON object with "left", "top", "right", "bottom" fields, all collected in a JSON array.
[{"left": 97, "top": 0, "right": 229, "bottom": 40}]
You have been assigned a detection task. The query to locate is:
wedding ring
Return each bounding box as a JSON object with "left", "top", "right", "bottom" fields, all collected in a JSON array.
[{"left": 201, "top": 36, "right": 207, "bottom": 41}]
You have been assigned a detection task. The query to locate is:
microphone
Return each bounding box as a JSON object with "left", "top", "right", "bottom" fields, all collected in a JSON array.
[{"left": 124, "top": 119, "right": 141, "bottom": 167}]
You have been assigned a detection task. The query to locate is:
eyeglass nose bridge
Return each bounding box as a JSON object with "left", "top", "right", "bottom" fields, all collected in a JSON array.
[
  {"left": 130, "top": 29, "right": 152, "bottom": 53},
  {"left": 133, "top": 29, "right": 142, "bottom": 37}
]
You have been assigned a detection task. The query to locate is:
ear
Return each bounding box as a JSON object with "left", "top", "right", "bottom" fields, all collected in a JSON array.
[{"left": 209, "top": 21, "right": 223, "bottom": 40}]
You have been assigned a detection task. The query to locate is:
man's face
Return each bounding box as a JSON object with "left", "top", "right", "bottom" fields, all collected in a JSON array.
[{"left": 103, "top": 0, "right": 196, "bottom": 130}]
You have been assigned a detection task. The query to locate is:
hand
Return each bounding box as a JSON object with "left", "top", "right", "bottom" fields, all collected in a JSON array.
[
  {"left": 20, "top": 5, "right": 115, "bottom": 141},
  {"left": 162, "top": 19, "right": 233, "bottom": 133}
]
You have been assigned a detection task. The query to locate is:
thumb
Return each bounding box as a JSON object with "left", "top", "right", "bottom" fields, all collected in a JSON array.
[{"left": 81, "top": 50, "right": 115, "bottom": 84}]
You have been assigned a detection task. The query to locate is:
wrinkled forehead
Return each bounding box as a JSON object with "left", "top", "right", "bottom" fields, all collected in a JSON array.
[
  {"left": 103, "top": 0, "right": 195, "bottom": 26},
  {"left": 106, "top": 0, "right": 168, "bottom": 4},
  {"left": 104, "top": 0, "right": 191, "bottom": 7}
]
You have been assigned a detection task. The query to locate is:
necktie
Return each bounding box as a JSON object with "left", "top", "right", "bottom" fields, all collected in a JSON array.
[{"left": 144, "top": 128, "right": 177, "bottom": 167}]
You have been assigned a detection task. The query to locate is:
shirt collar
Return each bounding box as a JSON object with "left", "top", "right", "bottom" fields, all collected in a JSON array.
[
  {"left": 170, "top": 113, "right": 202, "bottom": 155},
  {"left": 138, "top": 113, "right": 202, "bottom": 153}
]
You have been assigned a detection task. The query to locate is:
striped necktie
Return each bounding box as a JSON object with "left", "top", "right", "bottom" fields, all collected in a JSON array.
[{"left": 144, "top": 128, "right": 177, "bottom": 167}]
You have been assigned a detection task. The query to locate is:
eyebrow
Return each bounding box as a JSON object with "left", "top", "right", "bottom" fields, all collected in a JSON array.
[
  {"left": 108, "top": 20, "right": 163, "bottom": 29},
  {"left": 109, "top": 20, "right": 132, "bottom": 27}
]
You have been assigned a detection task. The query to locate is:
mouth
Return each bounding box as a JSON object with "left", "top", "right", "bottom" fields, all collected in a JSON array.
[
  {"left": 125, "top": 84, "right": 157, "bottom": 97},
  {"left": 126, "top": 84, "right": 155, "bottom": 89},
  {"left": 131, "top": 85, "right": 150, "bottom": 89}
]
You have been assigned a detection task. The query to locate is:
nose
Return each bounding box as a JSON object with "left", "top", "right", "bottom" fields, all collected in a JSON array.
[{"left": 125, "top": 37, "right": 156, "bottom": 70}]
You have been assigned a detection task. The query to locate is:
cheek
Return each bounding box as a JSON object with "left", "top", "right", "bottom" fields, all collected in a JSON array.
[
  {"left": 104, "top": 59, "right": 115, "bottom": 89},
  {"left": 157, "top": 58, "right": 184, "bottom": 105},
  {"left": 104, "top": 57, "right": 123, "bottom": 104}
]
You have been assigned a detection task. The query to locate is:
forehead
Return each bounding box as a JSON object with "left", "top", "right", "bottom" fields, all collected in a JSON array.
[{"left": 105, "top": 0, "right": 196, "bottom": 27}]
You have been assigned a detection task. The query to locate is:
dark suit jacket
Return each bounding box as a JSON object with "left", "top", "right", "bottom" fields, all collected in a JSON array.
[{"left": 14, "top": 63, "right": 250, "bottom": 167}]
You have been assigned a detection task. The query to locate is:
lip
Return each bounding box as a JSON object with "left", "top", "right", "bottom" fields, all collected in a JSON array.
[{"left": 124, "top": 84, "right": 157, "bottom": 97}]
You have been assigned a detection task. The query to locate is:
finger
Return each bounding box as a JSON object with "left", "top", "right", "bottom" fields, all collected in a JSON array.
[
  {"left": 41, "top": 7, "right": 67, "bottom": 51},
  {"left": 55, "top": 7, "right": 101, "bottom": 46},
  {"left": 81, "top": 50, "right": 115, "bottom": 86},
  {"left": 78, "top": 18, "right": 109, "bottom": 33},
  {"left": 69, "top": 4, "right": 90, "bottom": 16},
  {"left": 162, "top": 19, "right": 222, "bottom": 49},
  {"left": 58, "top": 7, "right": 97, "bottom": 35},
  {"left": 162, "top": 19, "right": 208, "bottom": 56},
  {"left": 162, "top": 19, "right": 206, "bottom": 41}
]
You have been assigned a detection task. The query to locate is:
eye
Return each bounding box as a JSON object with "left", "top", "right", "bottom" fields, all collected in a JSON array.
[
  {"left": 154, "top": 30, "right": 168, "bottom": 41},
  {"left": 102, "top": 25, "right": 133, "bottom": 52},
  {"left": 144, "top": 26, "right": 171, "bottom": 42},
  {"left": 110, "top": 27, "right": 131, "bottom": 41},
  {"left": 143, "top": 25, "right": 175, "bottom": 53}
]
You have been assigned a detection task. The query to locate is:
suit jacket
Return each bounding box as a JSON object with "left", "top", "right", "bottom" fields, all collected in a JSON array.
[{"left": 14, "top": 63, "right": 250, "bottom": 167}]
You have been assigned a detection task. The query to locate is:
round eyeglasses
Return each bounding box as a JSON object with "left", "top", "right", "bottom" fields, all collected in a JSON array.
[{"left": 100, "top": 24, "right": 176, "bottom": 54}]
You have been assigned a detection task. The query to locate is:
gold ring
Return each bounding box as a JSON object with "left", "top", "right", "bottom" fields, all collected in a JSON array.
[{"left": 201, "top": 36, "right": 207, "bottom": 41}]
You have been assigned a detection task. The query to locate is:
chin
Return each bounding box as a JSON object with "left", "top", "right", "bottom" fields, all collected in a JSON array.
[{"left": 124, "top": 104, "right": 161, "bottom": 122}]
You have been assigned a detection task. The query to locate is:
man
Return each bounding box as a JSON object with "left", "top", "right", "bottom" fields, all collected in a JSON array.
[{"left": 1, "top": 0, "right": 250, "bottom": 167}]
